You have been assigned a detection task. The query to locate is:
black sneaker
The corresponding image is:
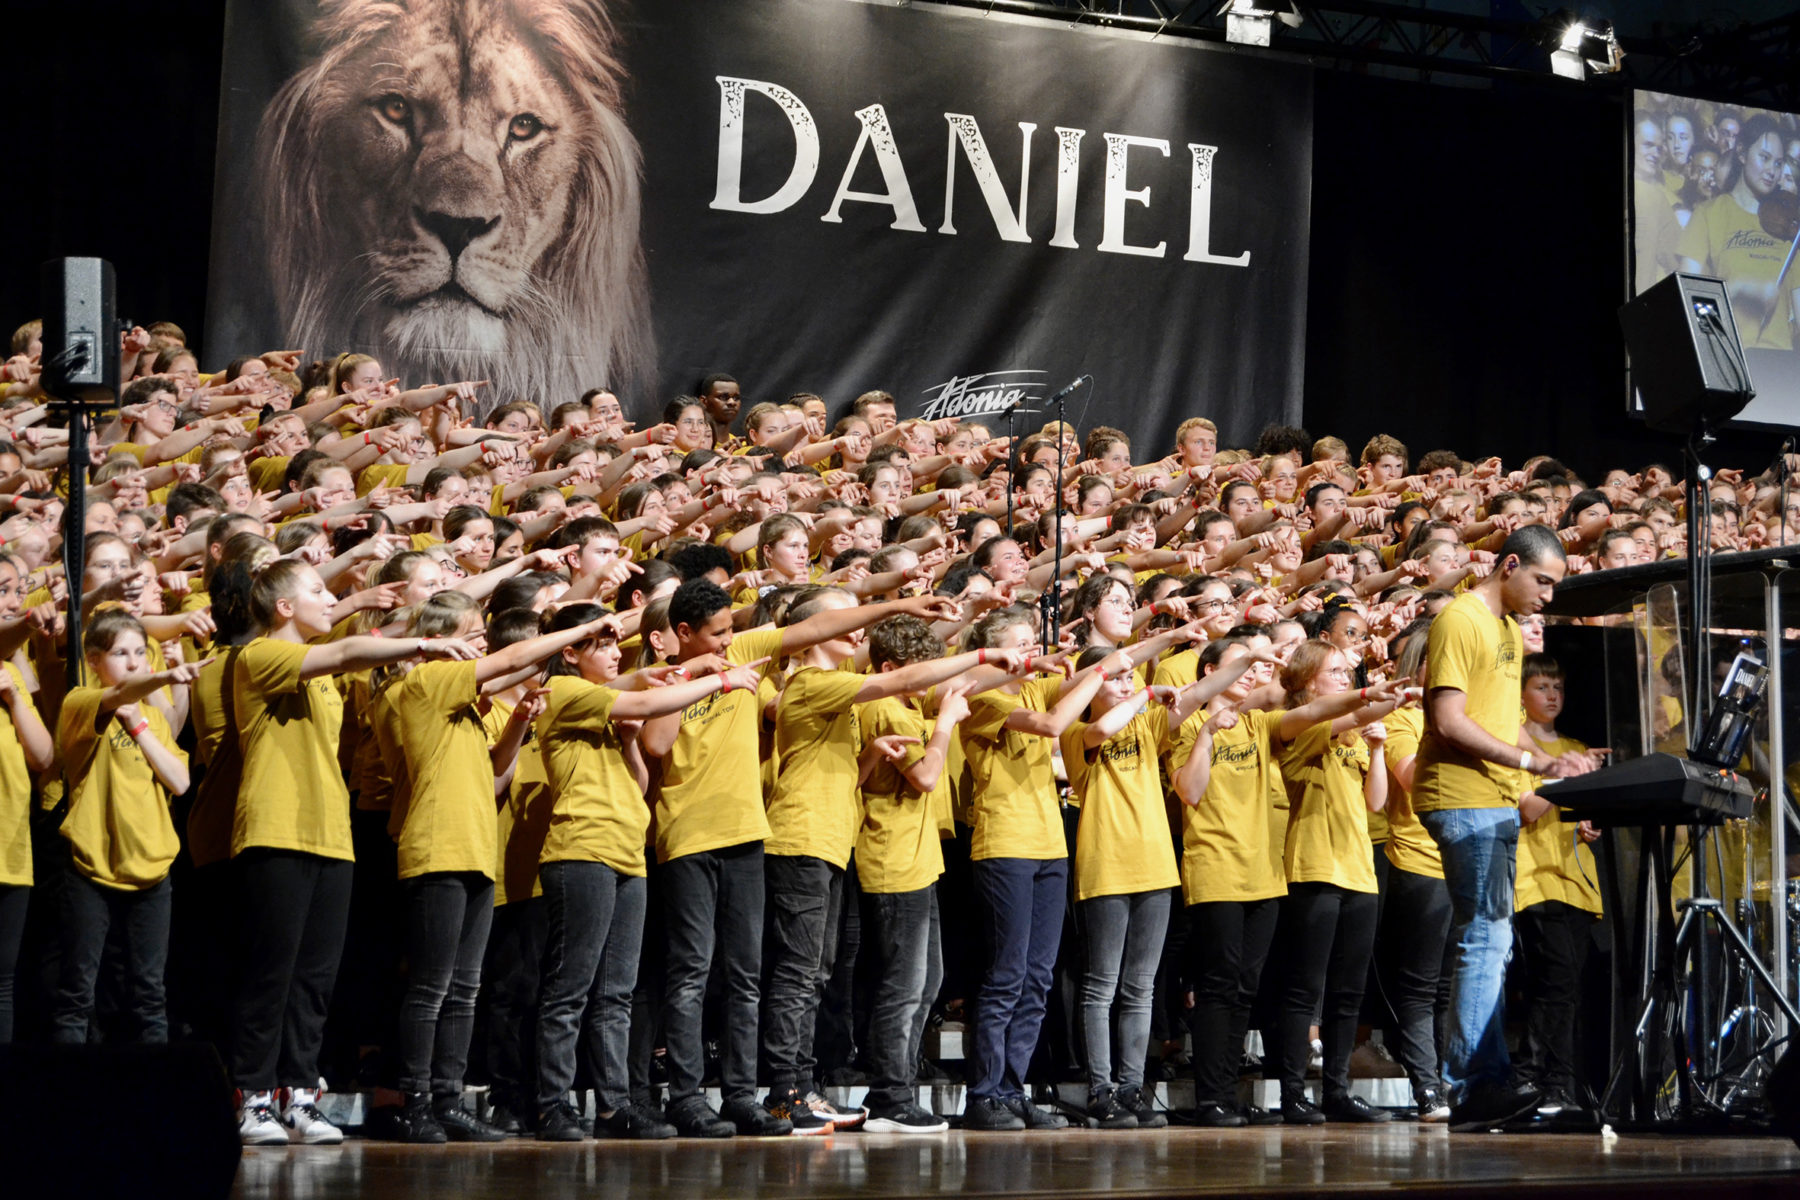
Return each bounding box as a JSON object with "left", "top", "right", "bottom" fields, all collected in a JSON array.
[
  {"left": 1088, "top": 1088, "right": 1140, "bottom": 1130},
  {"left": 763, "top": 1089, "right": 832, "bottom": 1137},
  {"left": 1414, "top": 1086, "right": 1451, "bottom": 1123},
  {"left": 720, "top": 1096, "right": 792, "bottom": 1137},
  {"left": 389, "top": 1094, "right": 447, "bottom": 1143},
  {"left": 961, "top": 1095, "right": 1026, "bottom": 1131},
  {"left": 1279, "top": 1092, "right": 1326, "bottom": 1126},
  {"left": 485, "top": 1103, "right": 527, "bottom": 1136},
  {"left": 536, "top": 1102, "right": 586, "bottom": 1142},
  {"left": 1242, "top": 1103, "right": 1285, "bottom": 1126},
  {"left": 1118, "top": 1085, "right": 1167, "bottom": 1129},
  {"left": 600, "top": 1103, "right": 678, "bottom": 1140},
  {"left": 666, "top": 1097, "right": 735, "bottom": 1139},
  {"left": 1448, "top": 1081, "right": 1541, "bottom": 1133},
  {"left": 1321, "top": 1094, "right": 1392, "bottom": 1124},
  {"left": 435, "top": 1100, "right": 508, "bottom": 1142},
  {"left": 1004, "top": 1094, "right": 1070, "bottom": 1130},
  {"left": 864, "top": 1102, "right": 949, "bottom": 1134},
  {"left": 1534, "top": 1086, "right": 1573, "bottom": 1116},
  {"left": 1192, "top": 1101, "right": 1247, "bottom": 1128}
]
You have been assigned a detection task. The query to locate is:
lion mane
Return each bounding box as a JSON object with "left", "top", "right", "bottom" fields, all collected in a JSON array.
[{"left": 255, "top": 0, "right": 652, "bottom": 414}]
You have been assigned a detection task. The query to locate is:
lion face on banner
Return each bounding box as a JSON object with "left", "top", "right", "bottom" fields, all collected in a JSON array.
[{"left": 256, "top": 0, "right": 651, "bottom": 411}]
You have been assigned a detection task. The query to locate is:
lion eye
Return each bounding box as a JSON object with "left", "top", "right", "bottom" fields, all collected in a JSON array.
[
  {"left": 507, "top": 113, "right": 544, "bottom": 141},
  {"left": 375, "top": 94, "right": 411, "bottom": 125}
]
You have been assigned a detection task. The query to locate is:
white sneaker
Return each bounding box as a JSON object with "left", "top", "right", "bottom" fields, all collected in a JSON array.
[
  {"left": 239, "top": 1091, "right": 290, "bottom": 1146},
  {"left": 281, "top": 1087, "right": 345, "bottom": 1144},
  {"left": 804, "top": 1090, "right": 867, "bottom": 1130}
]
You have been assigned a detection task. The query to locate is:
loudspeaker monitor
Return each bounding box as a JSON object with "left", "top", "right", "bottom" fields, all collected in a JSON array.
[
  {"left": 38, "top": 256, "right": 117, "bottom": 404},
  {"left": 1621, "top": 272, "right": 1755, "bottom": 434}
]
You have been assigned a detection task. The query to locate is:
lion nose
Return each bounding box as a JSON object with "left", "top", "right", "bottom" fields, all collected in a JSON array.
[{"left": 416, "top": 207, "right": 500, "bottom": 260}]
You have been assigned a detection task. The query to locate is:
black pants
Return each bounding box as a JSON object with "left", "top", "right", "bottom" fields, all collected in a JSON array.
[
  {"left": 0, "top": 883, "right": 27, "bottom": 1043},
  {"left": 661, "top": 841, "right": 764, "bottom": 1103},
  {"left": 813, "top": 860, "right": 862, "bottom": 1085},
  {"left": 762, "top": 853, "right": 843, "bottom": 1095},
  {"left": 1188, "top": 897, "right": 1280, "bottom": 1107},
  {"left": 1276, "top": 882, "right": 1379, "bottom": 1098},
  {"left": 628, "top": 860, "right": 667, "bottom": 1105},
  {"left": 484, "top": 897, "right": 547, "bottom": 1115},
  {"left": 397, "top": 871, "right": 493, "bottom": 1099},
  {"left": 53, "top": 871, "right": 172, "bottom": 1044},
  {"left": 860, "top": 886, "right": 938, "bottom": 1111},
  {"left": 1515, "top": 900, "right": 1594, "bottom": 1094},
  {"left": 229, "top": 849, "right": 353, "bottom": 1090},
  {"left": 333, "top": 808, "right": 401, "bottom": 1080},
  {"left": 536, "top": 861, "right": 647, "bottom": 1114},
  {"left": 1375, "top": 865, "right": 1453, "bottom": 1092}
]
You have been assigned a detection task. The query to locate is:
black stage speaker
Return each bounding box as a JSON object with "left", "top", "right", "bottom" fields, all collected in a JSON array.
[
  {"left": 38, "top": 256, "right": 117, "bottom": 403},
  {"left": 1620, "top": 272, "right": 1755, "bottom": 434},
  {"left": 0, "top": 1043, "right": 241, "bottom": 1199}
]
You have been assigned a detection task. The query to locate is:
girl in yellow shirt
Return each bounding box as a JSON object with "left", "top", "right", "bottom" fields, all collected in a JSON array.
[
  {"left": 1061, "top": 644, "right": 1247, "bottom": 1130},
  {"left": 52, "top": 610, "right": 200, "bottom": 1046},
  {"left": 1270, "top": 641, "right": 1399, "bottom": 1125},
  {"left": 532, "top": 602, "right": 763, "bottom": 1142},
  {"left": 0, "top": 551, "right": 55, "bottom": 1043},
  {"left": 228, "top": 559, "right": 482, "bottom": 1147},
  {"left": 377, "top": 590, "right": 626, "bottom": 1144}
]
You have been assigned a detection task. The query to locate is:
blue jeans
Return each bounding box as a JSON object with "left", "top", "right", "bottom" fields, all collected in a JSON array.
[
  {"left": 397, "top": 871, "right": 494, "bottom": 1099},
  {"left": 860, "top": 886, "right": 939, "bottom": 1112},
  {"left": 1420, "top": 806, "right": 1519, "bottom": 1100},
  {"left": 970, "top": 857, "right": 1067, "bottom": 1100},
  {"left": 1078, "top": 889, "right": 1172, "bottom": 1095}
]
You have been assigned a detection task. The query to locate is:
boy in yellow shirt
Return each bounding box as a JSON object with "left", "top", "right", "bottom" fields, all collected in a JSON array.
[{"left": 1514, "top": 654, "right": 1603, "bottom": 1117}]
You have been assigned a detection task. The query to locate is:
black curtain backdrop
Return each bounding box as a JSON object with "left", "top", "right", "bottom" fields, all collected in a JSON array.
[{"left": 1, "top": 0, "right": 1784, "bottom": 480}]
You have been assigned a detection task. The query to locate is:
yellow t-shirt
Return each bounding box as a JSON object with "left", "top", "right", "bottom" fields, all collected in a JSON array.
[
  {"left": 1062, "top": 704, "right": 1179, "bottom": 902},
  {"left": 651, "top": 627, "right": 781, "bottom": 863},
  {"left": 186, "top": 649, "right": 244, "bottom": 870},
  {"left": 1414, "top": 590, "right": 1522, "bottom": 813},
  {"left": 248, "top": 454, "right": 291, "bottom": 497},
  {"left": 1279, "top": 720, "right": 1378, "bottom": 893},
  {"left": 1177, "top": 707, "right": 1287, "bottom": 906},
  {"left": 766, "top": 664, "right": 867, "bottom": 868},
  {"left": 357, "top": 462, "right": 411, "bottom": 497},
  {"left": 1381, "top": 706, "right": 1441, "bottom": 879},
  {"left": 536, "top": 676, "right": 651, "bottom": 878},
  {"left": 0, "top": 665, "right": 43, "bottom": 887},
  {"left": 484, "top": 698, "right": 555, "bottom": 904},
  {"left": 231, "top": 636, "right": 353, "bottom": 861},
  {"left": 57, "top": 688, "right": 184, "bottom": 890},
  {"left": 1516, "top": 732, "right": 1603, "bottom": 916},
  {"left": 961, "top": 675, "right": 1068, "bottom": 862},
  {"left": 1676, "top": 191, "right": 1795, "bottom": 351},
  {"left": 389, "top": 660, "right": 495, "bottom": 880},
  {"left": 1151, "top": 649, "right": 1198, "bottom": 692},
  {"left": 856, "top": 695, "right": 946, "bottom": 894}
]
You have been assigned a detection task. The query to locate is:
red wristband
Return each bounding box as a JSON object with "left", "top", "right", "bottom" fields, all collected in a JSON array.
[
  {"left": 978, "top": 648, "right": 987, "bottom": 666},
  {"left": 719, "top": 677, "right": 733, "bottom": 694},
  {"left": 125, "top": 719, "right": 149, "bottom": 740},
  {"left": 363, "top": 432, "right": 371, "bottom": 445},
  {"left": 1359, "top": 687, "right": 1368, "bottom": 701}
]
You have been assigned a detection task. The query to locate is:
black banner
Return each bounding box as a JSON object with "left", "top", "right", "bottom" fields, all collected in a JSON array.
[{"left": 206, "top": 0, "right": 1312, "bottom": 451}]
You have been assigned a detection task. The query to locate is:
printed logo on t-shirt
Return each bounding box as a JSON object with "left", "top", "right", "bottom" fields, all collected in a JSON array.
[
  {"left": 1493, "top": 639, "right": 1518, "bottom": 674},
  {"left": 1212, "top": 740, "right": 1260, "bottom": 769},
  {"left": 1100, "top": 734, "right": 1146, "bottom": 770}
]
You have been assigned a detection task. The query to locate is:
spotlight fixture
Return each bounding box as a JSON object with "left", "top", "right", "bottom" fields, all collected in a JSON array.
[
  {"left": 1216, "top": 0, "right": 1303, "bottom": 49},
  {"left": 1549, "top": 16, "right": 1624, "bottom": 80}
]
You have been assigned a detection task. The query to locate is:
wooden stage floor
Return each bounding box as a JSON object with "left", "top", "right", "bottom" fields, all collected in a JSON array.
[{"left": 232, "top": 1125, "right": 1800, "bottom": 1199}]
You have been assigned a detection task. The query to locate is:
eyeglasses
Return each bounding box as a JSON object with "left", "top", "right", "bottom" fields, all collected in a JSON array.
[
  {"left": 676, "top": 417, "right": 709, "bottom": 431},
  {"left": 1341, "top": 628, "right": 1372, "bottom": 645},
  {"left": 1193, "top": 598, "right": 1230, "bottom": 612}
]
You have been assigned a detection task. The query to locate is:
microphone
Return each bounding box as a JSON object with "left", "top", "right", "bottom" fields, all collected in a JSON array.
[{"left": 1045, "top": 374, "right": 1092, "bottom": 405}]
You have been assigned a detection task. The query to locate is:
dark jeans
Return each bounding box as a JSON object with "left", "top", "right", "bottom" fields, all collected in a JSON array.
[
  {"left": 860, "top": 885, "right": 938, "bottom": 1111},
  {"left": 1188, "top": 897, "right": 1280, "bottom": 1107},
  {"left": 1078, "top": 889, "right": 1172, "bottom": 1094},
  {"left": 628, "top": 861, "right": 667, "bottom": 1105},
  {"left": 536, "top": 861, "right": 647, "bottom": 1114},
  {"left": 970, "top": 856, "right": 1067, "bottom": 1100},
  {"left": 0, "top": 884, "right": 27, "bottom": 1043},
  {"left": 813, "top": 860, "right": 863, "bottom": 1084},
  {"left": 1515, "top": 900, "right": 1594, "bottom": 1094},
  {"left": 484, "top": 897, "right": 547, "bottom": 1115},
  {"left": 229, "top": 850, "right": 353, "bottom": 1090},
  {"left": 170, "top": 861, "right": 234, "bottom": 1052},
  {"left": 1276, "top": 882, "right": 1379, "bottom": 1098},
  {"left": 334, "top": 808, "right": 402, "bottom": 1077},
  {"left": 661, "top": 841, "right": 764, "bottom": 1103},
  {"left": 762, "top": 854, "right": 844, "bottom": 1095},
  {"left": 53, "top": 871, "right": 172, "bottom": 1044},
  {"left": 1375, "top": 865, "right": 1453, "bottom": 1092},
  {"left": 397, "top": 871, "right": 493, "bottom": 1098}
]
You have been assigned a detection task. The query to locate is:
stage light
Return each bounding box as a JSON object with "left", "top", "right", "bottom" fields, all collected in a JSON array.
[
  {"left": 1217, "top": 0, "right": 1303, "bottom": 49},
  {"left": 1550, "top": 17, "right": 1624, "bottom": 80}
]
